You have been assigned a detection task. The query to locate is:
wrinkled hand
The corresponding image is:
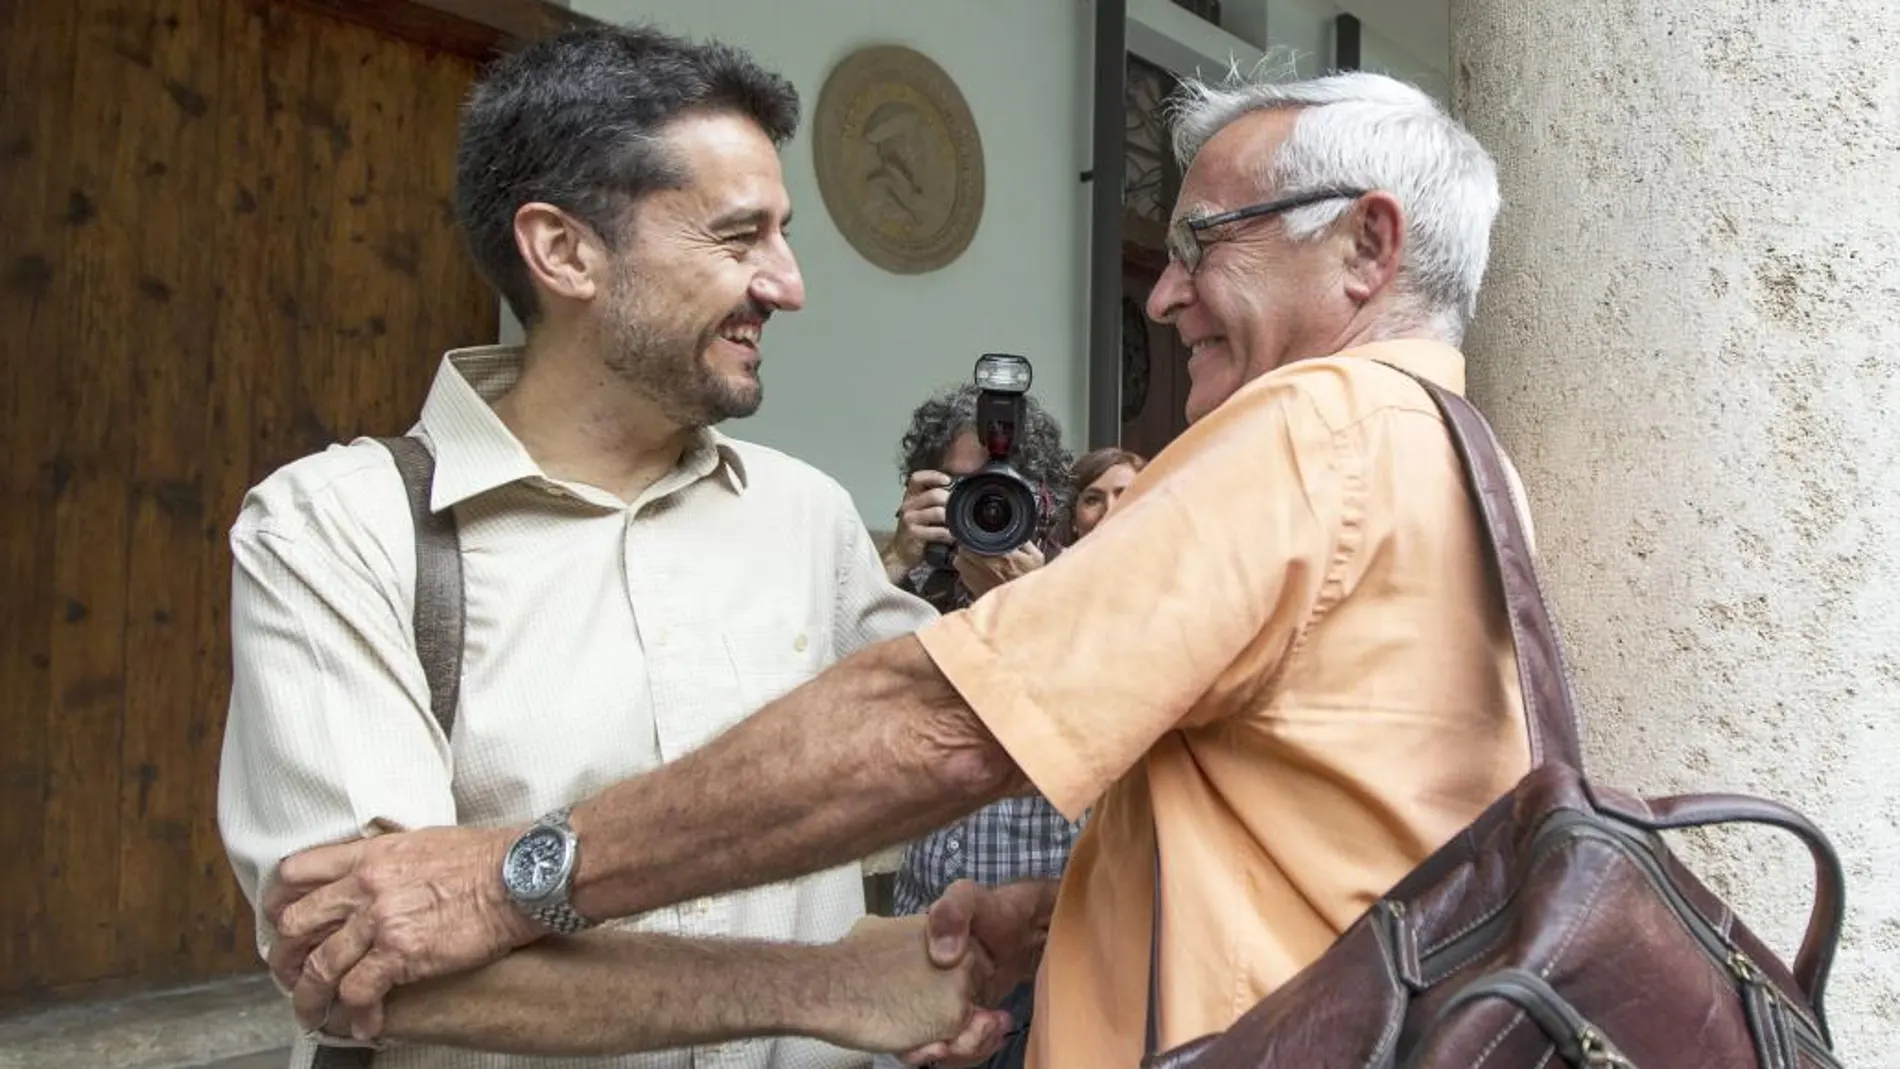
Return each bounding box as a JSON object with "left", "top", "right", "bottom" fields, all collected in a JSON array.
[
  {"left": 820, "top": 914, "right": 1013, "bottom": 1060},
  {"left": 951, "top": 541, "right": 1044, "bottom": 599},
  {"left": 898, "top": 879, "right": 1055, "bottom": 1066},
  {"left": 264, "top": 824, "right": 538, "bottom": 1041},
  {"left": 886, "top": 470, "right": 955, "bottom": 574}
]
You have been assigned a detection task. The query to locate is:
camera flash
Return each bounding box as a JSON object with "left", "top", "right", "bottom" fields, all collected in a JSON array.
[{"left": 973, "top": 353, "right": 1032, "bottom": 394}]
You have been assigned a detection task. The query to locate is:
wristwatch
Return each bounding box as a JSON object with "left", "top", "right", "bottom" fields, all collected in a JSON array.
[{"left": 500, "top": 805, "right": 598, "bottom": 934}]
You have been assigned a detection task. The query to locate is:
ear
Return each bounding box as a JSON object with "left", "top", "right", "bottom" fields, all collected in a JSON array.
[
  {"left": 1342, "top": 191, "right": 1405, "bottom": 305},
  {"left": 513, "top": 202, "right": 611, "bottom": 310}
]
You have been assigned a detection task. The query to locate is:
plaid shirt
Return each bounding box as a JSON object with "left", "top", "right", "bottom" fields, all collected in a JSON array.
[
  {"left": 892, "top": 531, "right": 1084, "bottom": 914},
  {"left": 891, "top": 795, "right": 1085, "bottom": 915}
]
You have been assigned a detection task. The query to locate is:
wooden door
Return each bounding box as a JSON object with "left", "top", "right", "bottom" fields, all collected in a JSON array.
[
  {"left": 0, "top": 0, "right": 521, "bottom": 1006},
  {"left": 1119, "top": 248, "right": 1193, "bottom": 459}
]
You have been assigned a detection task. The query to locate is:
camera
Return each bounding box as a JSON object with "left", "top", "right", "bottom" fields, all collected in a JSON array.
[{"left": 924, "top": 353, "right": 1043, "bottom": 568}]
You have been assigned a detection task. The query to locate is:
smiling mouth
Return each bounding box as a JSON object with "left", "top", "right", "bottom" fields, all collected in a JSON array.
[
  {"left": 1185, "top": 336, "right": 1225, "bottom": 358},
  {"left": 717, "top": 322, "right": 762, "bottom": 352}
]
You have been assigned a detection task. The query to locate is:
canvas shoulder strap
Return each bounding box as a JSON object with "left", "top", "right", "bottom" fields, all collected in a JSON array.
[
  {"left": 376, "top": 434, "right": 466, "bottom": 741},
  {"left": 307, "top": 436, "right": 464, "bottom": 1069}
]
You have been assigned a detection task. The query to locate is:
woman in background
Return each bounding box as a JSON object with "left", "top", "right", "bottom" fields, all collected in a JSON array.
[{"left": 1066, "top": 446, "right": 1147, "bottom": 541}]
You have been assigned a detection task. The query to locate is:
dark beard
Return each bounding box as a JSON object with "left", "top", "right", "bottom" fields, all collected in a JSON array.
[{"left": 601, "top": 296, "right": 762, "bottom": 429}]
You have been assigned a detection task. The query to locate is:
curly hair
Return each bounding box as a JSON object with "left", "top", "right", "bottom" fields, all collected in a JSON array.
[{"left": 896, "top": 384, "right": 1074, "bottom": 542}]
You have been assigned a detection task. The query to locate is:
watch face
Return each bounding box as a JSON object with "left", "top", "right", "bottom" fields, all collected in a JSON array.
[{"left": 504, "top": 827, "right": 568, "bottom": 900}]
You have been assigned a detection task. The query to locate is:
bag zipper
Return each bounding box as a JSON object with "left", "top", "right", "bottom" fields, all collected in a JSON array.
[
  {"left": 1728, "top": 950, "right": 1843, "bottom": 1069},
  {"left": 1415, "top": 967, "right": 1636, "bottom": 1068},
  {"left": 1408, "top": 809, "right": 1600, "bottom": 982}
]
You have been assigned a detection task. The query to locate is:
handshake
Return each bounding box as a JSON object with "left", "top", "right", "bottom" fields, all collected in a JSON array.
[
  {"left": 263, "top": 816, "right": 1054, "bottom": 1069},
  {"left": 818, "top": 879, "right": 1049, "bottom": 1065}
]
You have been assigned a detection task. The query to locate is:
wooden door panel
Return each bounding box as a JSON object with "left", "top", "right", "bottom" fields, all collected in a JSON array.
[{"left": 0, "top": 0, "right": 498, "bottom": 1004}]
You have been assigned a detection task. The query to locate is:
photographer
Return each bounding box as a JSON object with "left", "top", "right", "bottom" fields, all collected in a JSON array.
[
  {"left": 881, "top": 383, "right": 1073, "bottom": 611},
  {"left": 872, "top": 378, "right": 1075, "bottom": 1069}
]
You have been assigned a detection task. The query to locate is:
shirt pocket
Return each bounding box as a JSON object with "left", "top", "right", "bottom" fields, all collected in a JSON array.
[{"left": 721, "top": 617, "right": 825, "bottom": 712}]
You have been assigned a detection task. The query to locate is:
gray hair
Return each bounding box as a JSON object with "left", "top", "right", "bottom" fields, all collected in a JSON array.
[{"left": 1168, "top": 60, "right": 1500, "bottom": 343}]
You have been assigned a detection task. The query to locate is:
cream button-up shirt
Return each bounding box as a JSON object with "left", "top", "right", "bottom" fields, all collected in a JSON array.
[{"left": 218, "top": 347, "right": 937, "bottom": 1069}]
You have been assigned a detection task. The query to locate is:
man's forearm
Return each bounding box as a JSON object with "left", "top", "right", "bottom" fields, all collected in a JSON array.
[
  {"left": 384, "top": 930, "right": 857, "bottom": 1054},
  {"left": 568, "top": 635, "right": 1025, "bottom": 923}
]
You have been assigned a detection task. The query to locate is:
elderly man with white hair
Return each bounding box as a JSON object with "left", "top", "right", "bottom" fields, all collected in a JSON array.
[{"left": 262, "top": 66, "right": 1536, "bottom": 1069}]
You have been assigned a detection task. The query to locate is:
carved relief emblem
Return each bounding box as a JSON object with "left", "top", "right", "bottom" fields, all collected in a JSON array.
[{"left": 812, "top": 45, "right": 985, "bottom": 274}]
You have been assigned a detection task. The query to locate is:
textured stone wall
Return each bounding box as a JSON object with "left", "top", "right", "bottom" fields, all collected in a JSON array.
[{"left": 1451, "top": 1, "right": 1900, "bottom": 1062}]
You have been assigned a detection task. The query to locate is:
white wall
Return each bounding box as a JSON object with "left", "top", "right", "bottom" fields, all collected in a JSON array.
[
  {"left": 533, "top": 0, "right": 1093, "bottom": 531},
  {"left": 1457, "top": 0, "right": 1900, "bottom": 1059}
]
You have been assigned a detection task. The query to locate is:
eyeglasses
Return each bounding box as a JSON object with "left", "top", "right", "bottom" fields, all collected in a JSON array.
[{"left": 1166, "top": 187, "right": 1369, "bottom": 274}]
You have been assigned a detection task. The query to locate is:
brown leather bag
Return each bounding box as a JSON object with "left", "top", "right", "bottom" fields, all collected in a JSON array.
[{"left": 1142, "top": 371, "right": 1848, "bottom": 1069}]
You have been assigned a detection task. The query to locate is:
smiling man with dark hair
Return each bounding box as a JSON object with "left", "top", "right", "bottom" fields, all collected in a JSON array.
[{"left": 214, "top": 23, "right": 1003, "bottom": 1069}]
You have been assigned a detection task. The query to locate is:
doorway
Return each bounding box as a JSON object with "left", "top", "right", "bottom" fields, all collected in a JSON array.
[
  {"left": 1117, "top": 53, "right": 1193, "bottom": 459},
  {"left": 1119, "top": 250, "right": 1193, "bottom": 460}
]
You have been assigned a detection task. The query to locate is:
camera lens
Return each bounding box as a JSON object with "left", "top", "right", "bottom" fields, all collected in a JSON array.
[
  {"left": 944, "top": 465, "right": 1039, "bottom": 556},
  {"left": 973, "top": 493, "right": 1012, "bottom": 534}
]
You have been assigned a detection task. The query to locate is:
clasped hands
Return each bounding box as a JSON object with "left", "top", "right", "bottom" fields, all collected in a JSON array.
[{"left": 264, "top": 825, "right": 1045, "bottom": 1065}]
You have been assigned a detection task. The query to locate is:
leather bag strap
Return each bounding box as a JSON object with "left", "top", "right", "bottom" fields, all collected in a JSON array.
[
  {"left": 1389, "top": 367, "right": 1584, "bottom": 771},
  {"left": 1141, "top": 367, "right": 1580, "bottom": 1060},
  {"left": 310, "top": 438, "right": 464, "bottom": 1069},
  {"left": 1405, "top": 370, "right": 1845, "bottom": 1034}
]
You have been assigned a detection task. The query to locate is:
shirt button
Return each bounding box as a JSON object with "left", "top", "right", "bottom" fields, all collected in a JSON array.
[
  {"left": 946, "top": 837, "right": 961, "bottom": 853},
  {"left": 793, "top": 633, "right": 808, "bottom": 652}
]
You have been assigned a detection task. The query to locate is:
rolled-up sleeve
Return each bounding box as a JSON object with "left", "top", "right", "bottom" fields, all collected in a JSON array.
[
  {"left": 915, "top": 384, "right": 1349, "bottom": 819},
  {"left": 217, "top": 512, "right": 456, "bottom": 960}
]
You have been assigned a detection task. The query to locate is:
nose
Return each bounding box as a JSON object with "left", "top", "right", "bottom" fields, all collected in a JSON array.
[
  {"left": 1146, "top": 259, "right": 1192, "bottom": 324},
  {"left": 752, "top": 241, "right": 806, "bottom": 312}
]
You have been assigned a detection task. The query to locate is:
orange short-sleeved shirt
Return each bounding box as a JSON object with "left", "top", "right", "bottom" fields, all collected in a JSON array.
[{"left": 915, "top": 341, "right": 1534, "bottom": 1068}]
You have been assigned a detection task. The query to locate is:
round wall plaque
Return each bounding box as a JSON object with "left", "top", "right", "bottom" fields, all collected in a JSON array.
[{"left": 811, "top": 45, "right": 985, "bottom": 275}]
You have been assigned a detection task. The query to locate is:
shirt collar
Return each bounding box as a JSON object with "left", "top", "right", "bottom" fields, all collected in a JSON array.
[
  {"left": 416, "top": 345, "right": 748, "bottom": 513},
  {"left": 1329, "top": 337, "right": 1468, "bottom": 394}
]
